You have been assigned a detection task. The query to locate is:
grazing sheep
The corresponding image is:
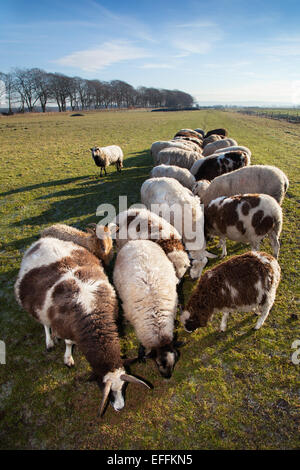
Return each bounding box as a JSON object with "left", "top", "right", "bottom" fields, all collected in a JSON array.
[
  {"left": 151, "top": 140, "right": 196, "bottom": 164},
  {"left": 15, "top": 236, "right": 150, "bottom": 415},
  {"left": 174, "top": 129, "right": 203, "bottom": 141},
  {"left": 180, "top": 251, "right": 281, "bottom": 332},
  {"left": 112, "top": 207, "right": 190, "bottom": 280},
  {"left": 202, "top": 138, "right": 238, "bottom": 157},
  {"left": 90, "top": 145, "right": 123, "bottom": 177},
  {"left": 141, "top": 177, "right": 216, "bottom": 278},
  {"left": 202, "top": 134, "right": 223, "bottom": 148},
  {"left": 41, "top": 223, "right": 114, "bottom": 265},
  {"left": 194, "top": 128, "right": 205, "bottom": 138},
  {"left": 205, "top": 128, "right": 228, "bottom": 138},
  {"left": 151, "top": 164, "right": 196, "bottom": 190},
  {"left": 193, "top": 165, "right": 289, "bottom": 206},
  {"left": 205, "top": 194, "right": 282, "bottom": 258},
  {"left": 213, "top": 145, "right": 252, "bottom": 159},
  {"left": 190, "top": 150, "right": 250, "bottom": 181},
  {"left": 174, "top": 136, "right": 203, "bottom": 150},
  {"left": 113, "top": 240, "right": 182, "bottom": 378},
  {"left": 157, "top": 148, "right": 200, "bottom": 170}
]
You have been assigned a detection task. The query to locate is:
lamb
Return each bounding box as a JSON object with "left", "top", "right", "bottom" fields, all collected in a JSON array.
[
  {"left": 205, "top": 194, "right": 282, "bottom": 258},
  {"left": 212, "top": 145, "right": 251, "bottom": 159},
  {"left": 205, "top": 128, "right": 228, "bottom": 138},
  {"left": 180, "top": 251, "right": 281, "bottom": 332},
  {"left": 90, "top": 145, "right": 123, "bottom": 177},
  {"left": 151, "top": 164, "right": 196, "bottom": 190},
  {"left": 202, "top": 138, "right": 238, "bottom": 157},
  {"left": 15, "top": 234, "right": 150, "bottom": 415},
  {"left": 141, "top": 177, "right": 217, "bottom": 278},
  {"left": 41, "top": 223, "right": 113, "bottom": 265},
  {"left": 202, "top": 134, "right": 223, "bottom": 148},
  {"left": 112, "top": 207, "right": 190, "bottom": 280},
  {"left": 190, "top": 150, "right": 250, "bottom": 182},
  {"left": 113, "top": 240, "right": 183, "bottom": 378},
  {"left": 192, "top": 165, "right": 289, "bottom": 206},
  {"left": 156, "top": 148, "right": 200, "bottom": 170},
  {"left": 150, "top": 140, "right": 199, "bottom": 164}
]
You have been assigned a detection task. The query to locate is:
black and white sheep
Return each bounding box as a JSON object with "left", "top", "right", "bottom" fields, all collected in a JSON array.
[
  {"left": 113, "top": 240, "right": 183, "bottom": 378},
  {"left": 15, "top": 230, "right": 150, "bottom": 415},
  {"left": 180, "top": 251, "right": 281, "bottom": 332},
  {"left": 190, "top": 150, "right": 250, "bottom": 181},
  {"left": 90, "top": 145, "right": 123, "bottom": 177},
  {"left": 192, "top": 165, "right": 289, "bottom": 206},
  {"left": 205, "top": 194, "right": 282, "bottom": 258}
]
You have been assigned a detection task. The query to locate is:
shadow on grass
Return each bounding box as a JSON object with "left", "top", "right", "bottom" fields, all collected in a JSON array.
[
  {"left": 11, "top": 150, "right": 152, "bottom": 230},
  {"left": 0, "top": 176, "right": 90, "bottom": 198}
]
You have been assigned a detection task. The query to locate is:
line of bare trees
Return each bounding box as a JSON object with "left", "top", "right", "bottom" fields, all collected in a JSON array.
[{"left": 0, "top": 68, "right": 195, "bottom": 113}]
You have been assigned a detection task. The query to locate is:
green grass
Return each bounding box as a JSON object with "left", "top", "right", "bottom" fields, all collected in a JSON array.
[{"left": 0, "top": 109, "right": 299, "bottom": 450}]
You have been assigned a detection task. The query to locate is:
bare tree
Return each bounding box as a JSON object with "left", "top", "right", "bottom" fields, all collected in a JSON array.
[
  {"left": 0, "top": 72, "right": 15, "bottom": 113},
  {"left": 13, "top": 68, "right": 40, "bottom": 112},
  {"left": 31, "top": 68, "right": 52, "bottom": 112},
  {"left": 48, "top": 73, "right": 72, "bottom": 111}
]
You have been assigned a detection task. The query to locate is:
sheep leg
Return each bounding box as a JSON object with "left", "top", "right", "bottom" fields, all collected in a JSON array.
[
  {"left": 254, "top": 306, "right": 271, "bottom": 330},
  {"left": 220, "top": 238, "right": 227, "bottom": 258},
  {"left": 64, "top": 339, "right": 75, "bottom": 367},
  {"left": 138, "top": 344, "right": 146, "bottom": 363},
  {"left": 220, "top": 311, "right": 229, "bottom": 332},
  {"left": 44, "top": 325, "right": 55, "bottom": 351},
  {"left": 104, "top": 167, "right": 107, "bottom": 176},
  {"left": 269, "top": 232, "right": 280, "bottom": 259},
  {"left": 251, "top": 241, "right": 260, "bottom": 252}
]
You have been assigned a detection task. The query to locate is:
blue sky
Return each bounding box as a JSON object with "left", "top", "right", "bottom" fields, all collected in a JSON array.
[{"left": 1, "top": 0, "right": 300, "bottom": 104}]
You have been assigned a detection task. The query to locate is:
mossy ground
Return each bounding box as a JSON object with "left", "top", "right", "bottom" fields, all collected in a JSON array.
[{"left": 0, "top": 109, "right": 299, "bottom": 449}]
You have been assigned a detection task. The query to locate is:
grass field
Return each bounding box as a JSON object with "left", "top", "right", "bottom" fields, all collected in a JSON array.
[{"left": 0, "top": 109, "right": 299, "bottom": 450}]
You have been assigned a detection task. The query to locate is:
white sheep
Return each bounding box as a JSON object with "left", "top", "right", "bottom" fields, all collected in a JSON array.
[
  {"left": 202, "top": 138, "right": 238, "bottom": 157},
  {"left": 150, "top": 140, "right": 197, "bottom": 165},
  {"left": 180, "top": 251, "right": 281, "bottom": 332},
  {"left": 90, "top": 145, "right": 123, "bottom": 177},
  {"left": 156, "top": 147, "right": 200, "bottom": 170},
  {"left": 193, "top": 165, "right": 289, "bottom": 206},
  {"left": 151, "top": 164, "right": 196, "bottom": 190},
  {"left": 141, "top": 177, "right": 216, "bottom": 278},
  {"left": 113, "top": 240, "right": 182, "bottom": 378},
  {"left": 205, "top": 194, "right": 282, "bottom": 258},
  {"left": 112, "top": 207, "right": 190, "bottom": 280}
]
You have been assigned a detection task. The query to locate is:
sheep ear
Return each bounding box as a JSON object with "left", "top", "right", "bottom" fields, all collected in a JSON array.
[
  {"left": 99, "top": 380, "right": 112, "bottom": 417},
  {"left": 120, "top": 374, "right": 151, "bottom": 389},
  {"left": 204, "top": 250, "right": 217, "bottom": 259}
]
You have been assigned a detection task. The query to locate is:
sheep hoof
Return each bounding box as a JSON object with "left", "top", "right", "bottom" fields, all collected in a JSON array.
[
  {"left": 64, "top": 357, "right": 75, "bottom": 368},
  {"left": 46, "top": 344, "right": 55, "bottom": 352}
]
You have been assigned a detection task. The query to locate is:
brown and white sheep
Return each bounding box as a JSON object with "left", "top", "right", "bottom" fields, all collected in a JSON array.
[
  {"left": 180, "top": 251, "right": 281, "bottom": 332},
  {"left": 15, "top": 231, "right": 150, "bottom": 415},
  {"left": 205, "top": 128, "right": 228, "bottom": 138},
  {"left": 204, "top": 194, "right": 282, "bottom": 258}
]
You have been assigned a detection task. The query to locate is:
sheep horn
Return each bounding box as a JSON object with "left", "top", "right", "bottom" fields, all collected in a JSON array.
[
  {"left": 204, "top": 250, "right": 217, "bottom": 259},
  {"left": 99, "top": 380, "right": 112, "bottom": 417},
  {"left": 120, "top": 374, "right": 151, "bottom": 389}
]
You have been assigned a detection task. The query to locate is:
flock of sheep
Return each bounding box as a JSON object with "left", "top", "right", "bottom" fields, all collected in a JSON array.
[{"left": 15, "top": 126, "right": 289, "bottom": 416}]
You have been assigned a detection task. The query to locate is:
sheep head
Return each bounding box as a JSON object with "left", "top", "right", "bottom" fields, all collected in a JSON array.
[
  {"left": 86, "top": 223, "right": 116, "bottom": 265},
  {"left": 192, "top": 180, "right": 210, "bottom": 199},
  {"left": 145, "top": 334, "right": 185, "bottom": 379}
]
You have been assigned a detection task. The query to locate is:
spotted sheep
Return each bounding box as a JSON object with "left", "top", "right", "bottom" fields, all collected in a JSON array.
[
  {"left": 174, "top": 129, "right": 204, "bottom": 142},
  {"left": 204, "top": 194, "right": 282, "bottom": 258},
  {"left": 15, "top": 226, "right": 150, "bottom": 415},
  {"left": 112, "top": 207, "right": 190, "bottom": 280},
  {"left": 90, "top": 145, "right": 123, "bottom": 177},
  {"left": 113, "top": 240, "right": 184, "bottom": 378},
  {"left": 181, "top": 251, "right": 281, "bottom": 332},
  {"left": 190, "top": 150, "right": 250, "bottom": 182},
  {"left": 193, "top": 165, "right": 289, "bottom": 206}
]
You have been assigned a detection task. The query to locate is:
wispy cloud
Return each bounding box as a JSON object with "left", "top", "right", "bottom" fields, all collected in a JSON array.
[
  {"left": 55, "top": 40, "right": 150, "bottom": 71},
  {"left": 139, "top": 63, "right": 175, "bottom": 69},
  {"left": 175, "top": 20, "right": 216, "bottom": 28}
]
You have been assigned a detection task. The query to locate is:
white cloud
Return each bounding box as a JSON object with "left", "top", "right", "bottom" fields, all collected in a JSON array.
[
  {"left": 175, "top": 20, "right": 216, "bottom": 28},
  {"left": 55, "top": 40, "right": 150, "bottom": 71}
]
